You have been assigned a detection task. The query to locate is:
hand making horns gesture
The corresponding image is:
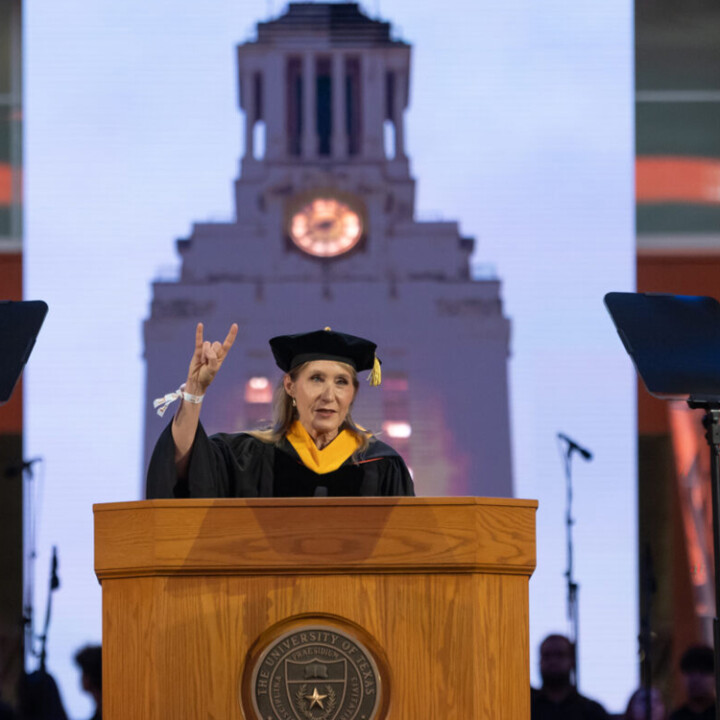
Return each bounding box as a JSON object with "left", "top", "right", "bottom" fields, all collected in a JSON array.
[{"left": 185, "top": 322, "right": 239, "bottom": 395}]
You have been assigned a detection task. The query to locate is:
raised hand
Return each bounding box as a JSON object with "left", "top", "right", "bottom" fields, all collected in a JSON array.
[{"left": 185, "top": 322, "right": 238, "bottom": 395}]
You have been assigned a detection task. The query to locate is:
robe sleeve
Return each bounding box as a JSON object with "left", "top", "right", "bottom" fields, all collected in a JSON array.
[
  {"left": 145, "top": 421, "right": 267, "bottom": 499},
  {"left": 379, "top": 455, "right": 415, "bottom": 496},
  {"left": 357, "top": 437, "right": 415, "bottom": 497}
]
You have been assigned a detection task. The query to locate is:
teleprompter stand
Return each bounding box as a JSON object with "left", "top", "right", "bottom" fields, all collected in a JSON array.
[
  {"left": 0, "top": 300, "right": 48, "bottom": 405},
  {"left": 605, "top": 291, "right": 720, "bottom": 720},
  {"left": 0, "top": 300, "right": 48, "bottom": 672}
]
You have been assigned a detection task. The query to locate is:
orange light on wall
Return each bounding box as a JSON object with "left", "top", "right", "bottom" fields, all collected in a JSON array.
[
  {"left": 0, "top": 163, "right": 14, "bottom": 205},
  {"left": 382, "top": 421, "right": 412, "bottom": 439},
  {"left": 383, "top": 376, "right": 408, "bottom": 392},
  {"left": 244, "top": 376, "right": 272, "bottom": 404},
  {"left": 636, "top": 156, "right": 720, "bottom": 205}
]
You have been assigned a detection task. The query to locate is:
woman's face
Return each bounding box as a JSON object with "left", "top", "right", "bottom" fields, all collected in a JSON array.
[{"left": 284, "top": 360, "right": 356, "bottom": 443}]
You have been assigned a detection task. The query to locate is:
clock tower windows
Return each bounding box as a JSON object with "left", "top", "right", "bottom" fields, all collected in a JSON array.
[
  {"left": 243, "top": 70, "right": 265, "bottom": 161},
  {"left": 316, "top": 57, "right": 332, "bottom": 156},
  {"left": 239, "top": 5, "right": 410, "bottom": 167},
  {"left": 286, "top": 57, "right": 302, "bottom": 157},
  {"left": 345, "top": 57, "right": 361, "bottom": 157},
  {"left": 285, "top": 54, "right": 363, "bottom": 160}
]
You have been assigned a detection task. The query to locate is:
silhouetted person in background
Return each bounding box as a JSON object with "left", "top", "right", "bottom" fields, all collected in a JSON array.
[
  {"left": 0, "top": 696, "right": 15, "bottom": 720},
  {"left": 0, "top": 625, "right": 17, "bottom": 719},
  {"left": 17, "top": 671, "right": 67, "bottom": 720},
  {"left": 669, "top": 645, "right": 715, "bottom": 720},
  {"left": 74, "top": 646, "right": 101, "bottom": 720},
  {"left": 531, "top": 634, "right": 609, "bottom": 720},
  {"left": 624, "top": 687, "right": 666, "bottom": 720}
]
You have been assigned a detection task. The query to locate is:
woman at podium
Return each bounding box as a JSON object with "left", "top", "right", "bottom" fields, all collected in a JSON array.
[{"left": 146, "top": 325, "right": 414, "bottom": 499}]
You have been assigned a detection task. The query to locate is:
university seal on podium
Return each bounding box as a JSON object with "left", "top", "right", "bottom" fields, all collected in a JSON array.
[{"left": 241, "top": 616, "right": 389, "bottom": 720}]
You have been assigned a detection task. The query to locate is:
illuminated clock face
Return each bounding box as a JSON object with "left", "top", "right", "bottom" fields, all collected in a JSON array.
[{"left": 289, "top": 197, "right": 363, "bottom": 258}]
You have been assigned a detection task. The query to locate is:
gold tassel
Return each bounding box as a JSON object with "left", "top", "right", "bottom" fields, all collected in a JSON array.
[{"left": 369, "top": 356, "right": 382, "bottom": 386}]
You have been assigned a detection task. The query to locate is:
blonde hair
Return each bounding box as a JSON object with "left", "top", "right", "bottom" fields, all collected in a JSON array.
[{"left": 247, "top": 361, "right": 371, "bottom": 457}]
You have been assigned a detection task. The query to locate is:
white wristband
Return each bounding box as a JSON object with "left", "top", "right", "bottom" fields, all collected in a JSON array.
[
  {"left": 153, "top": 383, "right": 205, "bottom": 417},
  {"left": 181, "top": 389, "right": 204, "bottom": 404}
]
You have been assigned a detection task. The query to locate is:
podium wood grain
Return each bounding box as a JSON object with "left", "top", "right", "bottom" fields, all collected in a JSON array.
[{"left": 95, "top": 497, "right": 536, "bottom": 720}]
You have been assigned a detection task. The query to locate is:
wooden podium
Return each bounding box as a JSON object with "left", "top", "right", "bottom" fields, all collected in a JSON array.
[{"left": 94, "top": 497, "right": 536, "bottom": 719}]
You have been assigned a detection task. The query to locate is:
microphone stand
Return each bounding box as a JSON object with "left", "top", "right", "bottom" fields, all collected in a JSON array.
[
  {"left": 558, "top": 433, "right": 593, "bottom": 690},
  {"left": 38, "top": 546, "right": 60, "bottom": 672},
  {"left": 639, "top": 544, "right": 656, "bottom": 720}
]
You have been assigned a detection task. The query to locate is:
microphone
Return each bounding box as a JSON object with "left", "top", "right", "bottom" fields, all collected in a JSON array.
[
  {"left": 557, "top": 433, "right": 593, "bottom": 461},
  {"left": 314, "top": 486, "right": 328, "bottom": 497},
  {"left": 4, "top": 457, "right": 42, "bottom": 478},
  {"left": 50, "top": 546, "right": 60, "bottom": 591}
]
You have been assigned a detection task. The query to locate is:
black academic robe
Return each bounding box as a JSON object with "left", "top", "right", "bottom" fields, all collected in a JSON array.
[{"left": 146, "top": 422, "right": 415, "bottom": 499}]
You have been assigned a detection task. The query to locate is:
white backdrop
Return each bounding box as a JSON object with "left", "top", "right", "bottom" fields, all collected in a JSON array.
[{"left": 24, "top": 1, "right": 635, "bottom": 716}]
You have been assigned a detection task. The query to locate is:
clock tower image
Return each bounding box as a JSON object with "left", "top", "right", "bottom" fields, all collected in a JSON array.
[{"left": 144, "top": 3, "right": 513, "bottom": 497}]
